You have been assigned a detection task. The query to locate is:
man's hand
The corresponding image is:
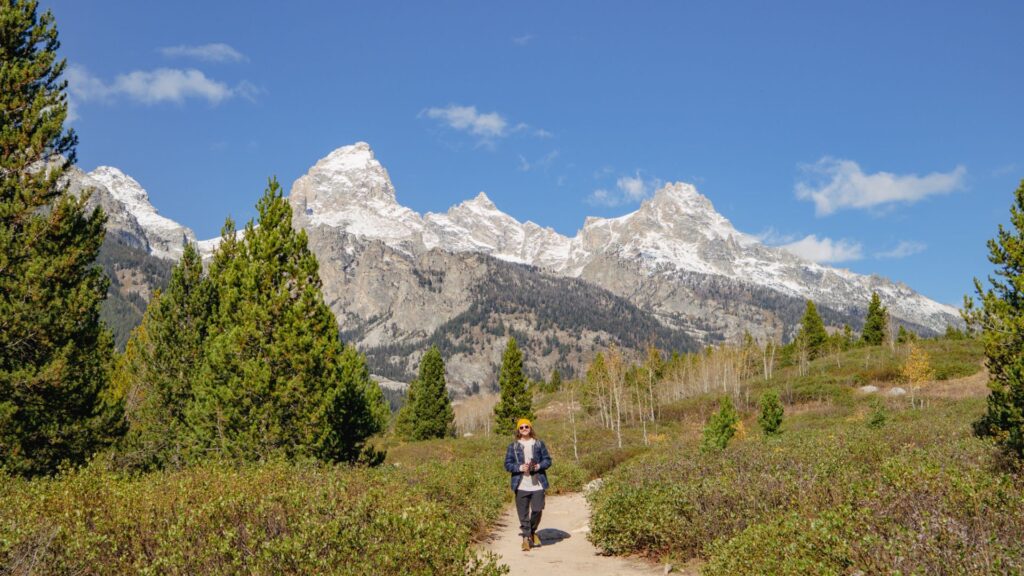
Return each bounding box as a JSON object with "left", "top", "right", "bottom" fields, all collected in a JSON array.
[{"left": 519, "top": 464, "right": 529, "bottom": 472}]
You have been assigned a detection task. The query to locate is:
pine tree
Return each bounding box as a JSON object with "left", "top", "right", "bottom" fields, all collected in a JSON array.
[
  {"left": 797, "top": 300, "right": 828, "bottom": 360},
  {"left": 967, "top": 180, "right": 1024, "bottom": 459},
  {"left": 0, "top": 1, "right": 119, "bottom": 476},
  {"left": 189, "top": 179, "right": 384, "bottom": 462},
  {"left": 862, "top": 292, "right": 888, "bottom": 346},
  {"left": 757, "top": 390, "right": 784, "bottom": 436},
  {"left": 549, "top": 369, "right": 562, "bottom": 391},
  {"left": 398, "top": 346, "right": 454, "bottom": 440},
  {"left": 493, "top": 337, "right": 533, "bottom": 435},
  {"left": 700, "top": 396, "right": 740, "bottom": 452},
  {"left": 114, "top": 243, "right": 211, "bottom": 469}
]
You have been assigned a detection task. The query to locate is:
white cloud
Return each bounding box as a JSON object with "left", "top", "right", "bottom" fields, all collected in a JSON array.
[
  {"left": 421, "top": 104, "right": 551, "bottom": 148},
  {"left": 780, "top": 234, "right": 863, "bottom": 263},
  {"left": 65, "top": 95, "right": 80, "bottom": 122},
  {"left": 519, "top": 150, "right": 559, "bottom": 172},
  {"left": 795, "top": 157, "right": 966, "bottom": 215},
  {"left": 113, "top": 69, "right": 233, "bottom": 104},
  {"left": 754, "top": 227, "right": 797, "bottom": 246},
  {"left": 424, "top": 105, "right": 508, "bottom": 138},
  {"left": 513, "top": 34, "right": 534, "bottom": 45},
  {"left": 586, "top": 189, "right": 616, "bottom": 206},
  {"left": 617, "top": 174, "right": 648, "bottom": 201},
  {"left": 586, "top": 171, "right": 660, "bottom": 206},
  {"left": 160, "top": 43, "right": 247, "bottom": 63},
  {"left": 876, "top": 240, "right": 926, "bottom": 259},
  {"left": 67, "top": 65, "right": 252, "bottom": 112}
]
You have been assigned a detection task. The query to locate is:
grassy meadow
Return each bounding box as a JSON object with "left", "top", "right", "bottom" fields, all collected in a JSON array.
[{"left": 3, "top": 336, "right": 1020, "bottom": 575}]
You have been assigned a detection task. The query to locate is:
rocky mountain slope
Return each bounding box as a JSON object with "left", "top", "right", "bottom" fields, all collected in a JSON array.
[
  {"left": 74, "top": 143, "right": 963, "bottom": 391},
  {"left": 290, "top": 143, "right": 960, "bottom": 338}
]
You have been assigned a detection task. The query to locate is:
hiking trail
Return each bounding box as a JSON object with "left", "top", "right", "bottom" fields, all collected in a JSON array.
[{"left": 481, "top": 492, "right": 696, "bottom": 575}]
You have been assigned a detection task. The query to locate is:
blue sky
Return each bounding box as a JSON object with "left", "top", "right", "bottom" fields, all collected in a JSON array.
[{"left": 48, "top": 1, "right": 1023, "bottom": 307}]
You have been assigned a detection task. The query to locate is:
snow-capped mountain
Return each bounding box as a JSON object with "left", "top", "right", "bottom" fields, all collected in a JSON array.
[
  {"left": 67, "top": 165, "right": 207, "bottom": 260},
  {"left": 81, "top": 141, "right": 963, "bottom": 390},
  {"left": 87, "top": 167, "right": 200, "bottom": 260},
  {"left": 289, "top": 142, "right": 961, "bottom": 336}
]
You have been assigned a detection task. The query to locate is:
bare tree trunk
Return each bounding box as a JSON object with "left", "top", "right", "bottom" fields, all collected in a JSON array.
[
  {"left": 648, "top": 368, "right": 656, "bottom": 422},
  {"left": 569, "top": 386, "right": 579, "bottom": 462}
]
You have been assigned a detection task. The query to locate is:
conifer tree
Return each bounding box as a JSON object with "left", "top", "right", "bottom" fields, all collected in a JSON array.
[
  {"left": 862, "top": 292, "right": 888, "bottom": 346},
  {"left": 758, "top": 390, "right": 784, "bottom": 436},
  {"left": 493, "top": 337, "right": 533, "bottom": 435},
  {"left": 189, "top": 179, "right": 384, "bottom": 462},
  {"left": 397, "top": 346, "right": 454, "bottom": 440},
  {"left": 797, "top": 300, "right": 828, "bottom": 360},
  {"left": 549, "top": 368, "right": 562, "bottom": 391},
  {"left": 114, "top": 243, "right": 211, "bottom": 469},
  {"left": 700, "top": 396, "right": 740, "bottom": 452},
  {"left": 0, "top": 1, "right": 118, "bottom": 476},
  {"left": 967, "top": 180, "right": 1024, "bottom": 458}
]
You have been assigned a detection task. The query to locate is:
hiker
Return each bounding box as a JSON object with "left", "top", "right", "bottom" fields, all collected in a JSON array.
[{"left": 504, "top": 418, "right": 552, "bottom": 551}]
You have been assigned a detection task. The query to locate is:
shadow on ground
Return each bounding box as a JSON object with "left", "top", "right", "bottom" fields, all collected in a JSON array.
[{"left": 537, "top": 528, "right": 571, "bottom": 546}]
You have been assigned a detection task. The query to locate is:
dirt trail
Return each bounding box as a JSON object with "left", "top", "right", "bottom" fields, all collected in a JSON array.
[{"left": 481, "top": 492, "right": 679, "bottom": 576}]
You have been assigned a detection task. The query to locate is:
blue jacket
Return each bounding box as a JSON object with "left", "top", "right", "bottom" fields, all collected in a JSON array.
[{"left": 504, "top": 439, "right": 552, "bottom": 492}]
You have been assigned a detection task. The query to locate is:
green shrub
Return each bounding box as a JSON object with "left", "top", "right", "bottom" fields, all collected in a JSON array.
[
  {"left": 0, "top": 455, "right": 509, "bottom": 575},
  {"left": 547, "top": 459, "right": 588, "bottom": 493},
  {"left": 703, "top": 457, "right": 1024, "bottom": 575},
  {"left": 867, "top": 400, "right": 887, "bottom": 429},
  {"left": 588, "top": 400, "right": 1024, "bottom": 572},
  {"left": 758, "top": 391, "right": 784, "bottom": 436},
  {"left": 700, "top": 397, "right": 740, "bottom": 452}
]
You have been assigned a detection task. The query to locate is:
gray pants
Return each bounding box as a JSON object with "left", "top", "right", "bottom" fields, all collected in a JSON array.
[{"left": 515, "top": 489, "right": 545, "bottom": 538}]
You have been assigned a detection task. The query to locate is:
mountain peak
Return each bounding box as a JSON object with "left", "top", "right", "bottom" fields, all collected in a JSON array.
[
  {"left": 316, "top": 141, "right": 381, "bottom": 176},
  {"left": 295, "top": 142, "right": 398, "bottom": 211},
  {"left": 85, "top": 166, "right": 196, "bottom": 259},
  {"left": 465, "top": 191, "right": 497, "bottom": 210},
  {"left": 649, "top": 181, "right": 714, "bottom": 212},
  {"left": 90, "top": 166, "right": 149, "bottom": 204},
  {"left": 473, "top": 191, "right": 493, "bottom": 203}
]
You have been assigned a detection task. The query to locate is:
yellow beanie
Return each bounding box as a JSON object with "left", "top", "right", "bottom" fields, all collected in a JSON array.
[{"left": 516, "top": 418, "right": 532, "bottom": 429}]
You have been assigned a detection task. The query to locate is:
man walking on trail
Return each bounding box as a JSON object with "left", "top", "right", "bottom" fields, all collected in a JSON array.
[{"left": 505, "top": 418, "right": 552, "bottom": 551}]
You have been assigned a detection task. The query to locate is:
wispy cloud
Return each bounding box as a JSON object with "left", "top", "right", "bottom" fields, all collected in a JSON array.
[
  {"left": 876, "top": 240, "right": 926, "bottom": 259},
  {"left": 992, "top": 163, "right": 1018, "bottom": 177},
  {"left": 780, "top": 234, "right": 863, "bottom": 263},
  {"left": 423, "top": 104, "right": 508, "bottom": 138},
  {"left": 421, "top": 104, "right": 551, "bottom": 149},
  {"left": 513, "top": 34, "right": 534, "bottom": 45},
  {"left": 160, "top": 43, "right": 247, "bottom": 63},
  {"left": 67, "top": 65, "right": 253, "bottom": 111},
  {"left": 518, "top": 150, "right": 560, "bottom": 172},
  {"left": 586, "top": 171, "right": 661, "bottom": 206},
  {"left": 795, "top": 157, "right": 966, "bottom": 216},
  {"left": 754, "top": 227, "right": 798, "bottom": 246}
]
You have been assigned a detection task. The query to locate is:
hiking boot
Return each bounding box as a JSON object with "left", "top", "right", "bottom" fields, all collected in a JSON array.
[
  {"left": 521, "top": 537, "right": 531, "bottom": 551},
  {"left": 531, "top": 532, "right": 542, "bottom": 547}
]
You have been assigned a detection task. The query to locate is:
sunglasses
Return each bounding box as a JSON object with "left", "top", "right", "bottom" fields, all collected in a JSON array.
[{"left": 518, "top": 425, "right": 531, "bottom": 430}]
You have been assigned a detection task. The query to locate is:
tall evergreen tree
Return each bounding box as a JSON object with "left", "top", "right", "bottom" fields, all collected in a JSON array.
[
  {"left": 968, "top": 180, "right": 1024, "bottom": 459},
  {"left": 493, "top": 337, "right": 533, "bottom": 435},
  {"left": 188, "top": 178, "right": 385, "bottom": 462},
  {"left": 797, "top": 300, "right": 828, "bottom": 360},
  {"left": 397, "top": 346, "right": 454, "bottom": 440},
  {"left": 0, "top": 0, "right": 118, "bottom": 476},
  {"left": 548, "top": 368, "right": 562, "bottom": 391},
  {"left": 862, "top": 292, "right": 888, "bottom": 346},
  {"left": 113, "top": 243, "right": 211, "bottom": 470}
]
